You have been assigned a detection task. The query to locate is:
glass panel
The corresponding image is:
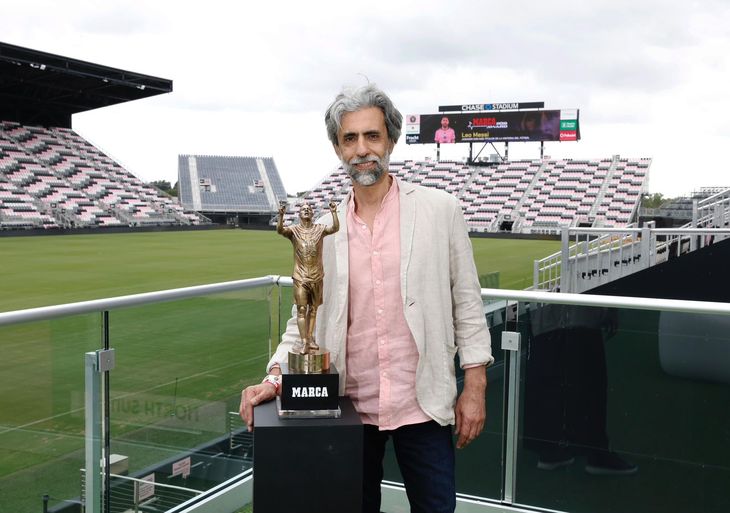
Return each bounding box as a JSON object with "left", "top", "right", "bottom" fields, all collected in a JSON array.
[
  {"left": 382, "top": 302, "right": 506, "bottom": 501},
  {"left": 107, "top": 287, "right": 271, "bottom": 511},
  {"left": 454, "top": 301, "right": 506, "bottom": 499},
  {"left": 277, "top": 284, "right": 294, "bottom": 353},
  {"left": 516, "top": 304, "right": 730, "bottom": 513},
  {"left": 0, "top": 314, "right": 100, "bottom": 512}
]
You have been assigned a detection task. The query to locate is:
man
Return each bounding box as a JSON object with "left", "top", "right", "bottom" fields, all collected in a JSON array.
[
  {"left": 240, "top": 84, "right": 493, "bottom": 513},
  {"left": 434, "top": 115, "right": 456, "bottom": 143},
  {"left": 276, "top": 201, "right": 339, "bottom": 354}
]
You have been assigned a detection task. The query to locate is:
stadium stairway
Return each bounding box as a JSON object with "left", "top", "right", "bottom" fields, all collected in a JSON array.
[
  {"left": 533, "top": 187, "right": 730, "bottom": 294},
  {"left": 0, "top": 121, "right": 207, "bottom": 230},
  {"left": 287, "top": 157, "right": 651, "bottom": 235}
]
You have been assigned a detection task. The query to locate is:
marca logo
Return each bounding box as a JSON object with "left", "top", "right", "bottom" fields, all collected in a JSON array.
[{"left": 291, "top": 386, "right": 329, "bottom": 398}]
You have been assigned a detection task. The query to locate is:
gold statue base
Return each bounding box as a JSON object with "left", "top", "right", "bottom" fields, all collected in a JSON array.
[{"left": 288, "top": 349, "right": 330, "bottom": 374}]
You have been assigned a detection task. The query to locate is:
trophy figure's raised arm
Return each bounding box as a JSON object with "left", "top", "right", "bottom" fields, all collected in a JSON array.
[{"left": 277, "top": 200, "right": 339, "bottom": 373}]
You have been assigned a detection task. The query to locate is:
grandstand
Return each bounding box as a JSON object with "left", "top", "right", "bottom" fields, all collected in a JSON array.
[
  {"left": 178, "top": 154, "right": 288, "bottom": 226},
  {"left": 534, "top": 186, "right": 730, "bottom": 293},
  {"left": 0, "top": 41, "right": 207, "bottom": 231},
  {"left": 0, "top": 122, "right": 206, "bottom": 229},
  {"left": 640, "top": 186, "right": 730, "bottom": 227},
  {"left": 286, "top": 155, "right": 651, "bottom": 235}
]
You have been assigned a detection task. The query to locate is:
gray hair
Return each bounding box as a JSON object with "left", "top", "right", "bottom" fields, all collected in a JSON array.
[{"left": 324, "top": 84, "right": 403, "bottom": 146}]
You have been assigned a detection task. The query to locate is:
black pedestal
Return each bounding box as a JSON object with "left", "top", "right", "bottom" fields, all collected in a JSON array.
[{"left": 253, "top": 397, "right": 363, "bottom": 513}]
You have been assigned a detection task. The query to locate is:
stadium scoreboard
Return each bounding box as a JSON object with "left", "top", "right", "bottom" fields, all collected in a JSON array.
[
  {"left": 438, "top": 101, "right": 545, "bottom": 112},
  {"left": 406, "top": 105, "right": 580, "bottom": 144}
]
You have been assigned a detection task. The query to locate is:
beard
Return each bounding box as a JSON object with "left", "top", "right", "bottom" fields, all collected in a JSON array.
[{"left": 342, "top": 152, "right": 390, "bottom": 186}]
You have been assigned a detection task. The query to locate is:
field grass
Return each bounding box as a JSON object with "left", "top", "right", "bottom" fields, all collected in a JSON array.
[
  {"left": 0, "top": 228, "right": 558, "bottom": 511},
  {"left": 0, "top": 229, "right": 557, "bottom": 312}
]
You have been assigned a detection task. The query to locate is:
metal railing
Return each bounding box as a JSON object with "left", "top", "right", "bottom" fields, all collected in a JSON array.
[
  {"left": 693, "top": 187, "right": 730, "bottom": 230},
  {"left": 534, "top": 225, "right": 730, "bottom": 293},
  {"left": 3, "top": 277, "right": 730, "bottom": 513},
  {"left": 0, "top": 276, "right": 275, "bottom": 513},
  {"left": 533, "top": 187, "right": 730, "bottom": 293},
  {"left": 80, "top": 470, "right": 204, "bottom": 513}
]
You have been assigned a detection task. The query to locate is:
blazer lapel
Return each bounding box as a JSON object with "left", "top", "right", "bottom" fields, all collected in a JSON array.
[
  {"left": 330, "top": 194, "right": 350, "bottom": 362},
  {"left": 399, "top": 179, "right": 416, "bottom": 302}
]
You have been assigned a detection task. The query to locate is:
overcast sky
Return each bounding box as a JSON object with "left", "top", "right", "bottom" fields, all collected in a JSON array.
[{"left": 2, "top": 0, "right": 729, "bottom": 197}]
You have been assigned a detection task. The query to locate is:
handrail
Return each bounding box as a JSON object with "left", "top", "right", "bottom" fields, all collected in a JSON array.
[
  {"left": 479, "top": 287, "right": 730, "bottom": 316},
  {"left": 1, "top": 276, "right": 729, "bottom": 328},
  {"left": 549, "top": 227, "right": 730, "bottom": 235},
  {"left": 534, "top": 224, "right": 730, "bottom": 292},
  {"left": 697, "top": 187, "right": 730, "bottom": 207},
  {"left": 0, "top": 276, "right": 279, "bottom": 326}
]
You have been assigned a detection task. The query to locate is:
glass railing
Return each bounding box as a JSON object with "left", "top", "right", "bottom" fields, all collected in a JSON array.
[
  {"left": 104, "top": 288, "right": 270, "bottom": 511},
  {"left": 0, "top": 313, "right": 100, "bottom": 513},
  {"left": 511, "top": 303, "right": 730, "bottom": 513},
  {"left": 0, "top": 277, "right": 273, "bottom": 513},
  {"left": 1, "top": 278, "right": 729, "bottom": 513}
]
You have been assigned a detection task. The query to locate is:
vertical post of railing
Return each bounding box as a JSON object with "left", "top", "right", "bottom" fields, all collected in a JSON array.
[
  {"left": 134, "top": 480, "right": 140, "bottom": 513},
  {"left": 102, "top": 311, "right": 111, "bottom": 513},
  {"left": 85, "top": 348, "right": 115, "bottom": 513},
  {"left": 84, "top": 352, "right": 102, "bottom": 513},
  {"left": 533, "top": 260, "right": 539, "bottom": 290},
  {"left": 276, "top": 278, "right": 284, "bottom": 356},
  {"left": 618, "top": 231, "right": 625, "bottom": 278},
  {"left": 268, "top": 284, "right": 274, "bottom": 359},
  {"left": 641, "top": 225, "right": 651, "bottom": 270},
  {"left": 582, "top": 236, "right": 590, "bottom": 289},
  {"left": 560, "top": 227, "right": 570, "bottom": 292},
  {"left": 713, "top": 204, "right": 720, "bottom": 229},
  {"left": 501, "top": 326, "right": 521, "bottom": 504}
]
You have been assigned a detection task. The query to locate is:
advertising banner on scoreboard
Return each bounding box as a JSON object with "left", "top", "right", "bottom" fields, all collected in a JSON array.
[{"left": 404, "top": 109, "right": 580, "bottom": 144}]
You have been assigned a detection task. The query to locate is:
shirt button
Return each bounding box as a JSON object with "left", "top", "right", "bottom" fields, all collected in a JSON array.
[
  {"left": 377, "top": 309, "right": 383, "bottom": 315},
  {"left": 376, "top": 279, "right": 381, "bottom": 285},
  {"left": 380, "top": 339, "right": 385, "bottom": 345},
  {"left": 373, "top": 250, "right": 379, "bottom": 256}
]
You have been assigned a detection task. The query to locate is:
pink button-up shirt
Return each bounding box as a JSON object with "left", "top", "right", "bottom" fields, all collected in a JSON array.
[{"left": 345, "top": 178, "right": 432, "bottom": 430}]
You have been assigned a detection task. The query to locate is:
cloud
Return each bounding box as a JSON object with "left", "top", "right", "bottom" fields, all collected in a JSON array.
[
  {"left": 5, "top": 0, "right": 730, "bottom": 198},
  {"left": 74, "top": 8, "right": 163, "bottom": 35}
]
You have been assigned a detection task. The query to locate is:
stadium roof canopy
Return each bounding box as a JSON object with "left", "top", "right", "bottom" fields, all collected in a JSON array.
[{"left": 0, "top": 41, "right": 172, "bottom": 127}]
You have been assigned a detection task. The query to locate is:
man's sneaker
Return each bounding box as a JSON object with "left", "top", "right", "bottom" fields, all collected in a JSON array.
[
  {"left": 537, "top": 449, "right": 575, "bottom": 471},
  {"left": 585, "top": 451, "right": 638, "bottom": 476}
]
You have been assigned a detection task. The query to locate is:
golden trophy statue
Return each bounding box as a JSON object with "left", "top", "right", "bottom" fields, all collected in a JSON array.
[{"left": 277, "top": 201, "right": 339, "bottom": 374}]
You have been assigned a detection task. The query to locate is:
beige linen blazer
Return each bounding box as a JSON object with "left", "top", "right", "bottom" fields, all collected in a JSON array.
[{"left": 269, "top": 178, "right": 493, "bottom": 426}]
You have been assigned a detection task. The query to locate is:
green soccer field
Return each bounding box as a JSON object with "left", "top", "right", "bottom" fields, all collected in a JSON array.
[
  {"left": 0, "top": 229, "right": 558, "bottom": 312},
  {"left": 0, "top": 228, "right": 558, "bottom": 512}
]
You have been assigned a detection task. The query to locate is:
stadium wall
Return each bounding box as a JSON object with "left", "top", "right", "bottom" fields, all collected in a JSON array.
[
  {"left": 470, "top": 231, "right": 560, "bottom": 241},
  {"left": 589, "top": 237, "right": 730, "bottom": 302},
  {"left": 586, "top": 236, "right": 730, "bottom": 387},
  {"left": 0, "top": 222, "right": 233, "bottom": 238}
]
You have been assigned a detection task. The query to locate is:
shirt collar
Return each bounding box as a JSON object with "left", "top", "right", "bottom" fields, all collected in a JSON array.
[{"left": 347, "top": 175, "right": 399, "bottom": 216}]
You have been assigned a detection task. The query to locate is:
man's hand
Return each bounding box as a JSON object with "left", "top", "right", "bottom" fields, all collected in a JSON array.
[
  {"left": 278, "top": 204, "right": 287, "bottom": 215},
  {"left": 329, "top": 201, "right": 337, "bottom": 212},
  {"left": 454, "top": 366, "right": 487, "bottom": 449},
  {"left": 239, "top": 383, "right": 277, "bottom": 432}
]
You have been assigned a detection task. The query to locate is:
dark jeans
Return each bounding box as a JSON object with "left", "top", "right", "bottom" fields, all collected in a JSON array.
[{"left": 362, "top": 421, "right": 455, "bottom": 513}]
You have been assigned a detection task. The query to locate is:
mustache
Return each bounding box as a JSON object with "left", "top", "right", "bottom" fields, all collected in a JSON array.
[{"left": 348, "top": 155, "right": 381, "bottom": 165}]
